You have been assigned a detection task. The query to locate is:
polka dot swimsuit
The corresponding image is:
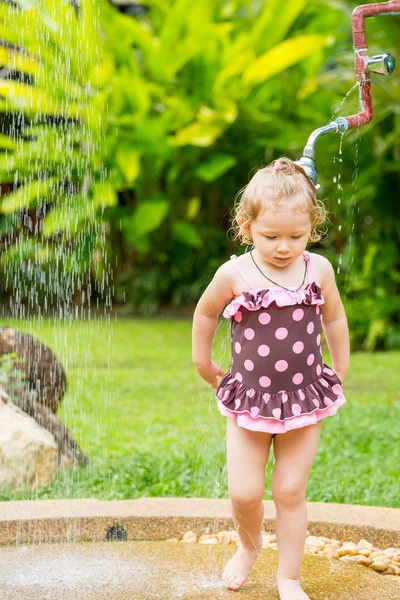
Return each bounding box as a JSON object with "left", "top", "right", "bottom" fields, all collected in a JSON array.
[{"left": 216, "top": 251, "right": 346, "bottom": 435}]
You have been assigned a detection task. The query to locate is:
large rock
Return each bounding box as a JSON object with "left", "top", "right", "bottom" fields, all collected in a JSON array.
[
  {"left": 0, "top": 326, "right": 67, "bottom": 413},
  {"left": 0, "top": 327, "right": 89, "bottom": 468},
  {"left": 0, "top": 392, "right": 57, "bottom": 490}
]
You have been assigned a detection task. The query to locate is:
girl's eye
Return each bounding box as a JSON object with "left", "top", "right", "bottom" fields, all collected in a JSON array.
[{"left": 264, "top": 236, "right": 302, "bottom": 239}]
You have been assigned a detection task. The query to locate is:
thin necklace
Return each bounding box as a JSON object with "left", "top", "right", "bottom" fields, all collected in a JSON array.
[{"left": 250, "top": 249, "right": 307, "bottom": 292}]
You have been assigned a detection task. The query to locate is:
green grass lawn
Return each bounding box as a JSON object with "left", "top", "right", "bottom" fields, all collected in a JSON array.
[{"left": 0, "top": 316, "right": 399, "bottom": 507}]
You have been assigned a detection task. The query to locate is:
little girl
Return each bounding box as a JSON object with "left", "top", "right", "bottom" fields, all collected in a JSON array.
[{"left": 192, "top": 158, "right": 350, "bottom": 600}]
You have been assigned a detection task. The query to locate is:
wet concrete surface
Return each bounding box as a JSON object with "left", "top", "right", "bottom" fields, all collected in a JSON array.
[{"left": 0, "top": 540, "right": 398, "bottom": 600}]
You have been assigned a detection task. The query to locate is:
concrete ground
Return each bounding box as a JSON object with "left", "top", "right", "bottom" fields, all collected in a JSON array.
[{"left": 0, "top": 540, "right": 399, "bottom": 600}]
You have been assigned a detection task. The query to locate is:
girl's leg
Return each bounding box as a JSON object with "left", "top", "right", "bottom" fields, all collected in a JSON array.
[
  {"left": 222, "top": 417, "right": 273, "bottom": 590},
  {"left": 271, "top": 421, "right": 322, "bottom": 600}
]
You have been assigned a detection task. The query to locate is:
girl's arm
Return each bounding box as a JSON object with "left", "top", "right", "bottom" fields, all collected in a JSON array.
[
  {"left": 319, "top": 257, "right": 350, "bottom": 385},
  {"left": 192, "top": 263, "right": 234, "bottom": 387}
]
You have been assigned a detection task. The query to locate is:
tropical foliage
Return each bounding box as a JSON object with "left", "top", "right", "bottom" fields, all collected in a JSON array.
[{"left": 0, "top": 0, "right": 398, "bottom": 349}]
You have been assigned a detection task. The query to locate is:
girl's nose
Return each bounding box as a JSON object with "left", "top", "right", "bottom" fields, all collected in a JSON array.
[{"left": 277, "top": 242, "right": 290, "bottom": 252}]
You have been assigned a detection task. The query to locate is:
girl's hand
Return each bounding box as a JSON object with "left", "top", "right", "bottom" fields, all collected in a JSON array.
[{"left": 195, "top": 361, "right": 226, "bottom": 389}]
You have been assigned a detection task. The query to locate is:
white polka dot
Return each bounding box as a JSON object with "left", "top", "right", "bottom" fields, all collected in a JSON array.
[
  {"left": 298, "top": 389, "right": 305, "bottom": 401},
  {"left": 316, "top": 334, "right": 321, "bottom": 345},
  {"left": 222, "top": 390, "right": 230, "bottom": 401},
  {"left": 292, "top": 341, "right": 304, "bottom": 354},
  {"left": 246, "top": 388, "right": 255, "bottom": 397},
  {"left": 323, "top": 367, "right": 334, "bottom": 376},
  {"left": 217, "top": 387, "right": 224, "bottom": 399},
  {"left": 275, "top": 360, "right": 288, "bottom": 372},
  {"left": 307, "top": 353, "right": 315, "bottom": 366},
  {"left": 259, "top": 312, "right": 271, "bottom": 325},
  {"left": 251, "top": 406, "right": 260, "bottom": 417},
  {"left": 292, "top": 373, "right": 304, "bottom": 385},
  {"left": 257, "top": 344, "right": 270, "bottom": 357},
  {"left": 272, "top": 408, "right": 282, "bottom": 419},
  {"left": 323, "top": 396, "right": 333, "bottom": 406},
  {"left": 320, "top": 378, "right": 329, "bottom": 388},
  {"left": 227, "top": 378, "right": 235, "bottom": 384},
  {"left": 280, "top": 391, "right": 288, "bottom": 403},
  {"left": 234, "top": 342, "right": 241, "bottom": 354},
  {"left": 316, "top": 305, "right": 320, "bottom": 315},
  {"left": 332, "top": 384, "right": 342, "bottom": 395},
  {"left": 244, "top": 328, "right": 255, "bottom": 340},
  {"left": 292, "top": 308, "right": 304, "bottom": 321},
  {"left": 259, "top": 376, "right": 271, "bottom": 388},
  {"left": 312, "top": 398, "right": 319, "bottom": 408},
  {"left": 292, "top": 403, "right": 302, "bottom": 416},
  {"left": 244, "top": 359, "right": 254, "bottom": 371},
  {"left": 234, "top": 311, "right": 242, "bottom": 322},
  {"left": 316, "top": 364, "right": 322, "bottom": 376},
  {"left": 275, "top": 327, "right": 288, "bottom": 340},
  {"left": 307, "top": 322, "right": 314, "bottom": 334},
  {"left": 235, "top": 372, "right": 243, "bottom": 382},
  {"left": 235, "top": 398, "right": 241, "bottom": 409}
]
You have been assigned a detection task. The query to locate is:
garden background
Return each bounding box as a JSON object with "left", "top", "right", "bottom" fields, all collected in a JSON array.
[{"left": 0, "top": 0, "right": 399, "bottom": 506}]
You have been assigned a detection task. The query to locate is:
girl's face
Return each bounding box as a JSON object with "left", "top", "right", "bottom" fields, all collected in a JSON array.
[{"left": 249, "top": 199, "right": 312, "bottom": 268}]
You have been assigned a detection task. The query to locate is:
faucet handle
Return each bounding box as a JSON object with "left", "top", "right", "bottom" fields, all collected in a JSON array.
[{"left": 368, "top": 53, "right": 395, "bottom": 76}]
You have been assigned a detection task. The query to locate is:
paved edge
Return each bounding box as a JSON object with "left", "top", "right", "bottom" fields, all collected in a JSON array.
[{"left": 0, "top": 498, "right": 399, "bottom": 547}]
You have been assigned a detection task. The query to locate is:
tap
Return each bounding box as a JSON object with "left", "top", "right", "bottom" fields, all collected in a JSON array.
[{"left": 295, "top": 1, "right": 399, "bottom": 185}]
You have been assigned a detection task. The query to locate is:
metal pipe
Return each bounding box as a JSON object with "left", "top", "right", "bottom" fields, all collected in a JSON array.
[
  {"left": 345, "top": 0, "right": 400, "bottom": 130},
  {"left": 296, "top": 1, "right": 400, "bottom": 184},
  {"left": 352, "top": 0, "right": 400, "bottom": 48}
]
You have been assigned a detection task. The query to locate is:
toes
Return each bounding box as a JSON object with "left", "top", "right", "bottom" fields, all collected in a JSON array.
[
  {"left": 228, "top": 576, "right": 244, "bottom": 590},
  {"left": 224, "top": 571, "right": 237, "bottom": 588}
]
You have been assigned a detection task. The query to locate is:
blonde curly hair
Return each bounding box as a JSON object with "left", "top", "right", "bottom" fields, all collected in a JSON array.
[{"left": 229, "top": 157, "right": 328, "bottom": 246}]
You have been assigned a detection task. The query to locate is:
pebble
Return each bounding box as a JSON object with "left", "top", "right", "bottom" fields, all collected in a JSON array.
[{"left": 169, "top": 529, "right": 400, "bottom": 578}]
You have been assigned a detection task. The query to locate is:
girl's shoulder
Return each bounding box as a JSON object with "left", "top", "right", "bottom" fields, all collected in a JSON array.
[{"left": 308, "top": 252, "right": 335, "bottom": 290}]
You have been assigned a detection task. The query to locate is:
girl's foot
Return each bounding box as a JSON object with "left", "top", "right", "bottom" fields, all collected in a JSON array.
[
  {"left": 276, "top": 573, "right": 311, "bottom": 600},
  {"left": 222, "top": 536, "right": 263, "bottom": 590}
]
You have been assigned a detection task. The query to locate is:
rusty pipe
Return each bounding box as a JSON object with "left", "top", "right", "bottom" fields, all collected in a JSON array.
[
  {"left": 296, "top": 1, "right": 400, "bottom": 184},
  {"left": 345, "top": 0, "right": 400, "bottom": 129}
]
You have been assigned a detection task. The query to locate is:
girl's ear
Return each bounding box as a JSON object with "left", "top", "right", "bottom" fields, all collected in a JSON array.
[{"left": 237, "top": 217, "right": 253, "bottom": 242}]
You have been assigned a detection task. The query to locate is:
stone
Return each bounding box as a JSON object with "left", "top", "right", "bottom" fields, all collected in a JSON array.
[
  {"left": 0, "top": 396, "right": 57, "bottom": 489},
  {"left": 0, "top": 326, "right": 66, "bottom": 413}
]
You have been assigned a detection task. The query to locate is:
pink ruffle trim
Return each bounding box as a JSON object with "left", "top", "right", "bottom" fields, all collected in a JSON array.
[
  {"left": 217, "top": 393, "right": 346, "bottom": 434},
  {"left": 223, "top": 281, "right": 325, "bottom": 320}
]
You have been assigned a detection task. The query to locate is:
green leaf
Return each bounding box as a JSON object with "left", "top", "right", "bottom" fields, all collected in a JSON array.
[
  {"left": 194, "top": 153, "right": 236, "bottom": 182},
  {"left": 252, "top": 0, "right": 308, "bottom": 53},
  {"left": 243, "top": 35, "right": 332, "bottom": 87},
  {"left": 0, "top": 239, "right": 54, "bottom": 265},
  {"left": 116, "top": 148, "right": 141, "bottom": 183},
  {"left": 41, "top": 195, "right": 90, "bottom": 237},
  {"left": 186, "top": 197, "right": 201, "bottom": 221},
  {"left": 172, "top": 221, "right": 202, "bottom": 248},
  {"left": 0, "top": 134, "right": 16, "bottom": 151},
  {"left": 92, "top": 181, "right": 118, "bottom": 209},
  {"left": 0, "top": 46, "right": 40, "bottom": 77},
  {"left": 130, "top": 199, "right": 169, "bottom": 236},
  {"left": 0, "top": 177, "right": 58, "bottom": 214},
  {"left": 170, "top": 122, "right": 224, "bottom": 147}
]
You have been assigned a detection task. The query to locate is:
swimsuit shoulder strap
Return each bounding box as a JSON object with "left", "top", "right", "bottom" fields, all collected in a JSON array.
[
  {"left": 230, "top": 254, "right": 256, "bottom": 289},
  {"left": 302, "top": 250, "right": 313, "bottom": 284}
]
